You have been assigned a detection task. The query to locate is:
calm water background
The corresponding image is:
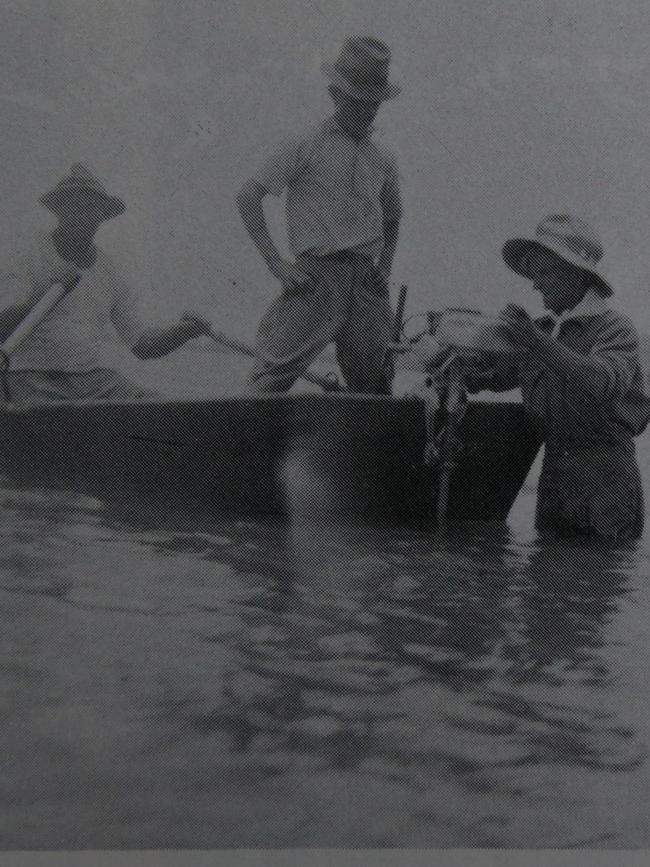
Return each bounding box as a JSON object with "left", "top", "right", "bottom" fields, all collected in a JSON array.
[{"left": 1, "top": 350, "right": 650, "bottom": 849}]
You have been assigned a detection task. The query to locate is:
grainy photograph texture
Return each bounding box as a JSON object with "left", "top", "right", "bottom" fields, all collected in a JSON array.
[{"left": 1, "top": 0, "right": 649, "bottom": 860}]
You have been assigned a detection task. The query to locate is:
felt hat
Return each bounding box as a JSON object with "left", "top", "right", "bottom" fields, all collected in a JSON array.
[
  {"left": 40, "top": 163, "right": 125, "bottom": 220},
  {"left": 322, "top": 36, "right": 400, "bottom": 102}
]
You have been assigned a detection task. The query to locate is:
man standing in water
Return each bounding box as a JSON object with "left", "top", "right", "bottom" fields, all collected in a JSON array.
[
  {"left": 237, "top": 36, "right": 403, "bottom": 393},
  {"left": 469, "top": 214, "right": 650, "bottom": 541},
  {"left": 0, "top": 163, "right": 211, "bottom": 404}
]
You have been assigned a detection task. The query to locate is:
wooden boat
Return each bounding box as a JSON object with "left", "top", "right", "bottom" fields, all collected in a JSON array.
[{"left": 0, "top": 393, "right": 540, "bottom": 525}]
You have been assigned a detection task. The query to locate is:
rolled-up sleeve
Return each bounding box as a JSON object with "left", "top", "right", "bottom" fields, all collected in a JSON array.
[
  {"left": 380, "top": 151, "right": 402, "bottom": 223},
  {"left": 251, "top": 135, "right": 304, "bottom": 197},
  {"left": 589, "top": 314, "right": 640, "bottom": 400}
]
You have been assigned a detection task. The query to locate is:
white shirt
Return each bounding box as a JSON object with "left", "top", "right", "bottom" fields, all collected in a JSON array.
[
  {"left": 1, "top": 232, "right": 145, "bottom": 372},
  {"left": 252, "top": 117, "right": 402, "bottom": 258}
]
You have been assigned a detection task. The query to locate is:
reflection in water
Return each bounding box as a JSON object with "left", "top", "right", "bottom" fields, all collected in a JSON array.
[
  {"left": 0, "top": 485, "right": 648, "bottom": 848},
  {"left": 510, "top": 543, "right": 632, "bottom": 684}
]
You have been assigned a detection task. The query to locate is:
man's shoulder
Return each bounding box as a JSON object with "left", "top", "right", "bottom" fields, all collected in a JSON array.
[
  {"left": 366, "top": 131, "right": 399, "bottom": 171},
  {"left": 572, "top": 306, "right": 636, "bottom": 334},
  {"left": 596, "top": 308, "right": 640, "bottom": 340},
  {"left": 93, "top": 245, "right": 113, "bottom": 269},
  {"left": 368, "top": 128, "right": 395, "bottom": 151},
  {"left": 253, "top": 124, "right": 322, "bottom": 180},
  {"left": 94, "top": 247, "right": 132, "bottom": 290},
  {"left": 565, "top": 307, "right": 640, "bottom": 349},
  {"left": 269, "top": 121, "right": 326, "bottom": 153},
  {"left": 601, "top": 307, "right": 634, "bottom": 327}
]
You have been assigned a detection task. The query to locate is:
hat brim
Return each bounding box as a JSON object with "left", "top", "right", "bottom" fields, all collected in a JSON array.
[
  {"left": 502, "top": 237, "right": 613, "bottom": 297},
  {"left": 40, "top": 188, "right": 125, "bottom": 220},
  {"left": 322, "top": 61, "right": 400, "bottom": 101}
]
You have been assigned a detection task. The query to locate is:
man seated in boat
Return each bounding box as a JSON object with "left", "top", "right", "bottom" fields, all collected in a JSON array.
[
  {"left": 467, "top": 213, "right": 650, "bottom": 541},
  {"left": 236, "top": 35, "right": 402, "bottom": 394},
  {"left": 0, "top": 164, "right": 211, "bottom": 404}
]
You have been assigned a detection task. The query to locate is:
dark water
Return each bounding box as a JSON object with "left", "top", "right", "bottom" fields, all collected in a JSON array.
[{"left": 1, "top": 468, "right": 649, "bottom": 849}]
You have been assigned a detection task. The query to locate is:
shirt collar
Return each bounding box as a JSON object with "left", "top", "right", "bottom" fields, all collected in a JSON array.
[{"left": 549, "top": 289, "right": 609, "bottom": 337}]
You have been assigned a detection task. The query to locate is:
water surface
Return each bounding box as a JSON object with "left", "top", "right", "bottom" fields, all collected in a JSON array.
[{"left": 1, "top": 448, "right": 649, "bottom": 848}]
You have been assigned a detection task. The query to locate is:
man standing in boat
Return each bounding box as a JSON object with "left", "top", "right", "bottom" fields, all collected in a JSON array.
[
  {"left": 0, "top": 164, "right": 212, "bottom": 404},
  {"left": 237, "top": 35, "right": 403, "bottom": 393}
]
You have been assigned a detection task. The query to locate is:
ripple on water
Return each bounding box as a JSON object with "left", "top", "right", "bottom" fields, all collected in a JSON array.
[
  {"left": 1, "top": 477, "right": 649, "bottom": 848},
  {"left": 445, "top": 703, "right": 518, "bottom": 735},
  {"left": 316, "top": 632, "right": 380, "bottom": 657}
]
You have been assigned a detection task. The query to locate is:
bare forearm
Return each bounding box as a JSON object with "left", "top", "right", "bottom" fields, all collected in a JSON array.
[{"left": 236, "top": 183, "right": 282, "bottom": 271}]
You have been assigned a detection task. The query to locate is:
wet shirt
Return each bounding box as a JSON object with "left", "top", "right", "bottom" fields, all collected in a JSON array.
[
  {"left": 0, "top": 232, "right": 145, "bottom": 372},
  {"left": 251, "top": 117, "right": 402, "bottom": 259},
  {"left": 488, "top": 308, "right": 650, "bottom": 446}
]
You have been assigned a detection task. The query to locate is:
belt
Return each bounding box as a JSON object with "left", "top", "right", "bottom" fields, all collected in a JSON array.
[{"left": 298, "top": 249, "right": 375, "bottom": 264}]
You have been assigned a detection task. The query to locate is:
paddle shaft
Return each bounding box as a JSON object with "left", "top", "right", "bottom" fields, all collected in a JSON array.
[
  {"left": 1, "top": 282, "right": 70, "bottom": 361},
  {"left": 206, "top": 329, "right": 342, "bottom": 392},
  {"left": 0, "top": 280, "right": 78, "bottom": 403}
]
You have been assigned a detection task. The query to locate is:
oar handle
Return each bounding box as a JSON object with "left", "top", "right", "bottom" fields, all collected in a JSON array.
[
  {"left": 1, "top": 281, "right": 73, "bottom": 359},
  {"left": 208, "top": 329, "right": 255, "bottom": 360}
]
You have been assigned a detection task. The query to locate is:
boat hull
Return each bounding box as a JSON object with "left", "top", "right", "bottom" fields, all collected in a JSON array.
[{"left": 0, "top": 394, "right": 541, "bottom": 524}]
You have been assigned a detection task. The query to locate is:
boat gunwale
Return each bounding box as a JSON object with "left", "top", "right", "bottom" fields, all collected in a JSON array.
[{"left": 0, "top": 391, "right": 524, "bottom": 416}]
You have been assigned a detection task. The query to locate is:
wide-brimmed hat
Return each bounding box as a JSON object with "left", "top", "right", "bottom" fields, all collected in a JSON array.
[
  {"left": 322, "top": 36, "right": 400, "bottom": 102},
  {"left": 502, "top": 214, "right": 613, "bottom": 297},
  {"left": 40, "top": 163, "right": 125, "bottom": 220}
]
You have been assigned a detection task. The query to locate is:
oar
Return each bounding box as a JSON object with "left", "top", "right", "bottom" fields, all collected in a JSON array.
[
  {"left": 206, "top": 328, "right": 343, "bottom": 393},
  {"left": 0, "top": 281, "right": 76, "bottom": 362},
  {"left": 1, "top": 279, "right": 81, "bottom": 404}
]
